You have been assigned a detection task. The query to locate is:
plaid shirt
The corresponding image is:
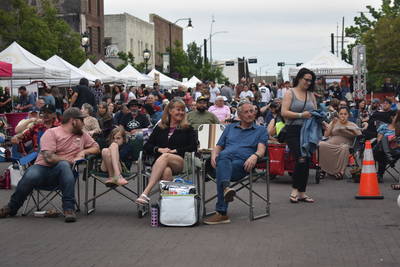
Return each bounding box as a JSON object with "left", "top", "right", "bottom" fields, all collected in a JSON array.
[{"left": 20, "top": 121, "right": 60, "bottom": 152}]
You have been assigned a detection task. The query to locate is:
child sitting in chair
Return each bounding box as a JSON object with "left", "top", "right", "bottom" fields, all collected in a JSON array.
[{"left": 101, "top": 126, "right": 130, "bottom": 187}]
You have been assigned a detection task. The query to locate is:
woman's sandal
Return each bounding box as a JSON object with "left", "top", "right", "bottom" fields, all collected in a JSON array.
[
  {"left": 334, "top": 173, "right": 344, "bottom": 180},
  {"left": 298, "top": 196, "right": 315, "bottom": 203},
  {"left": 135, "top": 194, "right": 150, "bottom": 206},
  {"left": 105, "top": 177, "right": 118, "bottom": 187},
  {"left": 289, "top": 194, "right": 298, "bottom": 203},
  {"left": 391, "top": 184, "right": 400, "bottom": 190},
  {"left": 105, "top": 175, "right": 128, "bottom": 187}
]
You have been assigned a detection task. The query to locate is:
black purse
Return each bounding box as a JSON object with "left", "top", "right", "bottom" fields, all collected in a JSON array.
[{"left": 277, "top": 91, "right": 307, "bottom": 143}]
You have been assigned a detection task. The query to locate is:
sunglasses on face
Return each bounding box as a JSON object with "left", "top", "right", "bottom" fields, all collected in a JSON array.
[{"left": 303, "top": 78, "right": 313, "bottom": 83}]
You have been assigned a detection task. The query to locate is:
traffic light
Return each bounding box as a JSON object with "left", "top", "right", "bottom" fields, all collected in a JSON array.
[
  {"left": 277, "top": 62, "right": 285, "bottom": 67},
  {"left": 296, "top": 63, "right": 303, "bottom": 67}
]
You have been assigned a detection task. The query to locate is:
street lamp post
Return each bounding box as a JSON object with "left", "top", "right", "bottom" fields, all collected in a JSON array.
[
  {"left": 143, "top": 48, "right": 151, "bottom": 74},
  {"left": 168, "top": 18, "right": 193, "bottom": 74},
  {"left": 209, "top": 31, "right": 228, "bottom": 67},
  {"left": 81, "top": 31, "right": 90, "bottom": 56}
]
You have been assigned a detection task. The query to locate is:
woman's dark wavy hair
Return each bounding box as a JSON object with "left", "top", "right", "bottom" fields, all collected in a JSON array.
[
  {"left": 338, "top": 106, "right": 350, "bottom": 114},
  {"left": 293, "top": 68, "right": 316, "bottom": 91}
]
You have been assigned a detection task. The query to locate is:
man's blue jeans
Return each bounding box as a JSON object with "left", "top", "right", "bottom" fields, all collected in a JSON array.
[
  {"left": 215, "top": 152, "right": 248, "bottom": 214},
  {"left": 8, "top": 161, "right": 76, "bottom": 215}
]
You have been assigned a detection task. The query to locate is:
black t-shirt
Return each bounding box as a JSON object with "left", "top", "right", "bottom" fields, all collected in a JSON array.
[
  {"left": 0, "top": 93, "right": 11, "bottom": 113},
  {"left": 120, "top": 113, "right": 150, "bottom": 132},
  {"left": 366, "top": 110, "right": 395, "bottom": 133},
  {"left": 73, "top": 85, "right": 96, "bottom": 109}
]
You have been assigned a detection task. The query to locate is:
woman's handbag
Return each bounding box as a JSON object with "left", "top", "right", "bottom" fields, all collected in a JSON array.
[{"left": 277, "top": 91, "right": 308, "bottom": 143}]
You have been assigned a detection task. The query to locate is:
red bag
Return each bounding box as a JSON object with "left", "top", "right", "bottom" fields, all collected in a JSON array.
[
  {"left": 268, "top": 144, "right": 285, "bottom": 176},
  {"left": 0, "top": 169, "right": 11, "bottom": 189}
]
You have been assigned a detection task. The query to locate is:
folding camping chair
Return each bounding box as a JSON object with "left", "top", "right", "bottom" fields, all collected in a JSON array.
[
  {"left": 83, "top": 134, "right": 143, "bottom": 215},
  {"left": 198, "top": 124, "right": 271, "bottom": 221},
  {"left": 136, "top": 151, "right": 201, "bottom": 218},
  {"left": 21, "top": 159, "right": 84, "bottom": 216},
  {"left": 201, "top": 153, "right": 270, "bottom": 221}
]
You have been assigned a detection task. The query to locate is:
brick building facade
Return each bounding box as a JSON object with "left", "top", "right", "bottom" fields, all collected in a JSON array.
[
  {"left": 3, "top": 0, "right": 105, "bottom": 60},
  {"left": 149, "top": 14, "right": 183, "bottom": 71}
]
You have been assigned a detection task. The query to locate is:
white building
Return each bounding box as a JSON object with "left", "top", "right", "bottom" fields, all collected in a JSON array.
[{"left": 104, "top": 13, "right": 154, "bottom": 68}]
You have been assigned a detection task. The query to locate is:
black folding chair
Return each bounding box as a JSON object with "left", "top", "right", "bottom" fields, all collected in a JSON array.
[{"left": 201, "top": 155, "right": 271, "bottom": 221}]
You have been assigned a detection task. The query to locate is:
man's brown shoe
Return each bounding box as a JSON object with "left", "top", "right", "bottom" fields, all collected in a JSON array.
[
  {"left": 64, "top": 210, "right": 77, "bottom": 223},
  {"left": 0, "top": 206, "right": 12, "bottom": 218},
  {"left": 224, "top": 187, "right": 236, "bottom": 203},
  {"left": 203, "top": 212, "right": 230, "bottom": 225}
]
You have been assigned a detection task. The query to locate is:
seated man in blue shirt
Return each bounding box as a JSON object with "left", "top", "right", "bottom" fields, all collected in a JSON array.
[{"left": 204, "top": 100, "right": 268, "bottom": 225}]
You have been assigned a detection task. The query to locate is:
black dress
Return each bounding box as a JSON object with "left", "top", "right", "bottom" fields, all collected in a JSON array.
[{"left": 144, "top": 125, "right": 198, "bottom": 162}]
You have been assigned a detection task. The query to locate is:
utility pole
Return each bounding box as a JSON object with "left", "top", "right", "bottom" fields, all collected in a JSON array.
[
  {"left": 203, "top": 39, "right": 208, "bottom": 64},
  {"left": 209, "top": 15, "right": 215, "bottom": 67},
  {"left": 336, "top": 23, "right": 339, "bottom": 57},
  {"left": 341, "top": 16, "right": 345, "bottom": 59}
]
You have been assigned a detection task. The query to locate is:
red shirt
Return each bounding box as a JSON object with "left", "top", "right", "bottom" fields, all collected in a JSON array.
[{"left": 20, "top": 121, "right": 60, "bottom": 151}]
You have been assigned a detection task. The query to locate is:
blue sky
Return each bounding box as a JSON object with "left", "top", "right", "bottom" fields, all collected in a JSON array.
[{"left": 105, "top": 0, "right": 382, "bottom": 79}]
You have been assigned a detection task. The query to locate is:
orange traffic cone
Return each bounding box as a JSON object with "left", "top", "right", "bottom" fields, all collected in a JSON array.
[{"left": 355, "top": 140, "right": 384, "bottom": 199}]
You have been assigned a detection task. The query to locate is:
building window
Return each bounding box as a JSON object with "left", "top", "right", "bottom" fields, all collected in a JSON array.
[
  {"left": 97, "top": 27, "right": 101, "bottom": 54},
  {"left": 138, "top": 41, "right": 140, "bottom": 56},
  {"left": 97, "top": 0, "right": 101, "bottom": 16},
  {"left": 130, "top": 39, "right": 133, "bottom": 54},
  {"left": 88, "top": 0, "right": 92, "bottom": 14},
  {"left": 88, "top": 27, "right": 92, "bottom": 53}
]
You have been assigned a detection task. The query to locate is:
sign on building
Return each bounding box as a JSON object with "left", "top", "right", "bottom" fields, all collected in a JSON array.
[
  {"left": 162, "top": 53, "right": 170, "bottom": 73},
  {"left": 105, "top": 45, "right": 119, "bottom": 58}
]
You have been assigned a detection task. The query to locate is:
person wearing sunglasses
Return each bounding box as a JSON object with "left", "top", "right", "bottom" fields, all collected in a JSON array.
[{"left": 281, "top": 68, "right": 317, "bottom": 204}]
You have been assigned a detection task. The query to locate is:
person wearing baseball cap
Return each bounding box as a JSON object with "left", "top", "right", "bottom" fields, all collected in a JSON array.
[
  {"left": 187, "top": 95, "right": 219, "bottom": 130},
  {"left": 208, "top": 95, "right": 231, "bottom": 123},
  {"left": 1, "top": 107, "right": 99, "bottom": 223},
  {"left": 120, "top": 99, "right": 150, "bottom": 133},
  {"left": 11, "top": 104, "right": 59, "bottom": 152}
]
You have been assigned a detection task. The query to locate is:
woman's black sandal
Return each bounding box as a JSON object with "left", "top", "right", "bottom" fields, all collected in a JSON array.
[
  {"left": 298, "top": 196, "right": 315, "bottom": 203},
  {"left": 289, "top": 195, "right": 298, "bottom": 203}
]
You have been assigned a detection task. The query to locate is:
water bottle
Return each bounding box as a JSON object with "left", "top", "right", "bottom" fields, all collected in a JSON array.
[{"left": 151, "top": 204, "right": 159, "bottom": 227}]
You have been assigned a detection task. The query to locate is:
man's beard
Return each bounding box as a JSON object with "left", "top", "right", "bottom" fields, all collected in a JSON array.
[
  {"left": 197, "top": 107, "right": 207, "bottom": 113},
  {"left": 72, "top": 122, "right": 83, "bottom": 135}
]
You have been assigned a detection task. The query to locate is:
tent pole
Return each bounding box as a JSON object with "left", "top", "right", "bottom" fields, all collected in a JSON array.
[{"left": 11, "top": 78, "right": 13, "bottom": 112}]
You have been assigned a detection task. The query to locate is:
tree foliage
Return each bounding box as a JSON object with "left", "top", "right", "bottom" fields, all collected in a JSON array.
[
  {"left": 344, "top": 0, "right": 400, "bottom": 90},
  {"left": 115, "top": 51, "right": 145, "bottom": 73},
  {"left": 166, "top": 41, "right": 227, "bottom": 83},
  {"left": 0, "top": 0, "right": 86, "bottom": 66}
]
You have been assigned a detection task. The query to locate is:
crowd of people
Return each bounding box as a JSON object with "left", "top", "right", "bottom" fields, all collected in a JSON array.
[{"left": 0, "top": 68, "right": 399, "bottom": 224}]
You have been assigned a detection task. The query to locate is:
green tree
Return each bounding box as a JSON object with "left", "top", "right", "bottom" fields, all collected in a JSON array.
[
  {"left": 344, "top": 0, "right": 400, "bottom": 90},
  {"left": 168, "top": 41, "right": 227, "bottom": 83},
  {"left": 0, "top": 0, "right": 85, "bottom": 66},
  {"left": 115, "top": 51, "right": 146, "bottom": 72},
  {"left": 344, "top": 0, "right": 400, "bottom": 63}
]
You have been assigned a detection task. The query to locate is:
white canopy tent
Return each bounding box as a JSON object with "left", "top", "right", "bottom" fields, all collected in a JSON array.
[
  {"left": 289, "top": 51, "right": 353, "bottom": 78},
  {"left": 182, "top": 75, "right": 202, "bottom": 88},
  {"left": 46, "top": 55, "right": 98, "bottom": 86},
  {"left": 119, "top": 64, "right": 153, "bottom": 85},
  {"left": 79, "top": 59, "right": 114, "bottom": 83},
  {"left": 95, "top": 60, "right": 137, "bottom": 84},
  {"left": 148, "top": 69, "right": 182, "bottom": 88},
  {"left": 0, "top": 41, "right": 70, "bottom": 82}
]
